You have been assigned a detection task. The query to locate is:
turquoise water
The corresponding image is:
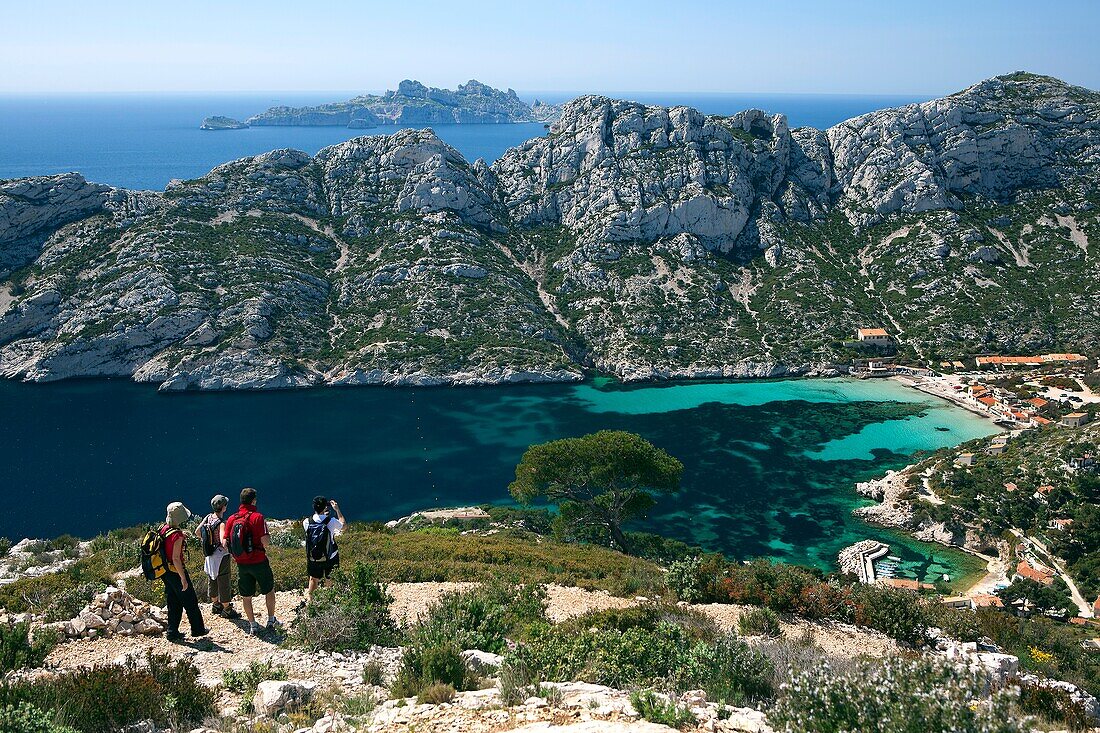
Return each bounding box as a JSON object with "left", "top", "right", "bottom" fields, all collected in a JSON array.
[
  {"left": 0, "top": 377, "right": 995, "bottom": 582},
  {"left": 0, "top": 92, "right": 921, "bottom": 190}
]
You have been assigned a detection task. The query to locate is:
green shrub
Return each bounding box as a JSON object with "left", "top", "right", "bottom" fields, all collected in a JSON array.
[
  {"left": 362, "top": 659, "right": 385, "bottom": 686},
  {"left": 0, "top": 702, "right": 78, "bottom": 733},
  {"left": 289, "top": 562, "right": 400, "bottom": 652},
  {"left": 511, "top": 607, "right": 772, "bottom": 704},
  {"left": 498, "top": 649, "right": 538, "bottom": 706},
  {"left": 769, "top": 657, "right": 1024, "bottom": 733},
  {"left": 922, "top": 600, "right": 981, "bottom": 642},
  {"left": 851, "top": 585, "right": 928, "bottom": 646},
  {"left": 413, "top": 581, "right": 546, "bottom": 654},
  {"left": 739, "top": 607, "right": 781, "bottom": 638},
  {"left": 0, "top": 652, "right": 214, "bottom": 733},
  {"left": 667, "top": 557, "right": 705, "bottom": 602},
  {"left": 416, "top": 682, "right": 456, "bottom": 705},
  {"left": 1017, "top": 680, "right": 1091, "bottom": 732},
  {"left": 222, "top": 660, "right": 288, "bottom": 714},
  {"left": 0, "top": 538, "right": 11, "bottom": 557},
  {"left": 41, "top": 583, "right": 101, "bottom": 624},
  {"left": 675, "top": 633, "right": 775, "bottom": 706},
  {"left": 630, "top": 690, "right": 696, "bottom": 729},
  {"left": 391, "top": 643, "right": 472, "bottom": 698},
  {"left": 0, "top": 622, "right": 56, "bottom": 673}
]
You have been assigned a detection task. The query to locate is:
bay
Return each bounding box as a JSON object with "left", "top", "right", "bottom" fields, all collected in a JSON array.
[{"left": 0, "top": 377, "right": 995, "bottom": 584}]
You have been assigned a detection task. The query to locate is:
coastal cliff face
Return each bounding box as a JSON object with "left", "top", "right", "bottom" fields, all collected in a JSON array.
[{"left": 1, "top": 72, "right": 1098, "bottom": 390}]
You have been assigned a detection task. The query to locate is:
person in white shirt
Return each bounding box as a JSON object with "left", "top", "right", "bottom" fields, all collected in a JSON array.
[
  {"left": 195, "top": 495, "right": 241, "bottom": 619},
  {"left": 303, "top": 496, "right": 345, "bottom": 600}
]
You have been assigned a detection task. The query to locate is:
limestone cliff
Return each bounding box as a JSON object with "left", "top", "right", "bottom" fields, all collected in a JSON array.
[{"left": 2, "top": 72, "right": 1098, "bottom": 390}]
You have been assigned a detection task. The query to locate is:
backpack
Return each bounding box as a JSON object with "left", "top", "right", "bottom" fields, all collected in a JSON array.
[
  {"left": 140, "top": 526, "right": 179, "bottom": 580},
  {"left": 199, "top": 516, "right": 221, "bottom": 557},
  {"left": 228, "top": 511, "right": 254, "bottom": 558},
  {"left": 305, "top": 516, "right": 336, "bottom": 562}
]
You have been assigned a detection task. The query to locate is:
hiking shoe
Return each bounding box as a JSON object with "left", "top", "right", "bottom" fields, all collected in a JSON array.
[
  {"left": 221, "top": 606, "right": 242, "bottom": 620},
  {"left": 247, "top": 621, "right": 259, "bottom": 636},
  {"left": 266, "top": 616, "right": 283, "bottom": 631},
  {"left": 211, "top": 603, "right": 225, "bottom": 616},
  {"left": 165, "top": 630, "right": 184, "bottom": 643},
  {"left": 191, "top": 627, "right": 210, "bottom": 638}
]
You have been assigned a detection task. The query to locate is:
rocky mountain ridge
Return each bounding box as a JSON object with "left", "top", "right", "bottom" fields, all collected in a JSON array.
[
  {"left": 204, "top": 80, "right": 562, "bottom": 130},
  {"left": 2, "top": 72, "right": 1098, "bottom": 390}
]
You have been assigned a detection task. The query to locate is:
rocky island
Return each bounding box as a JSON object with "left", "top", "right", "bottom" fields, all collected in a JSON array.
[
  {"left": 1, "top": 72, "right": 1098, "bottom": 391},
  {"left": 200, "top": 115, "right": 249, "bottom": 131},
  {"left": 203, "top": 79, "right": 562, "bottom": 130}
]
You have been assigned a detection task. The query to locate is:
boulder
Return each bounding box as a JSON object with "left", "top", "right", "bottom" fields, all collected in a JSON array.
[
  {"left": 256, "top": 679, "right": 317, "bottom": 715},
  {"left": 461, "top": 649, "right": 504, "bottom": 673}
]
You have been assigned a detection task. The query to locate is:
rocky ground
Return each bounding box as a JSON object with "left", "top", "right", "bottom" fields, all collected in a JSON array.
[
  {"left": 1, "top": 72, "right": 1098, "bottom": 391},
  {"left": 32, "top": 582, "right": 900, "bottom": 733}
]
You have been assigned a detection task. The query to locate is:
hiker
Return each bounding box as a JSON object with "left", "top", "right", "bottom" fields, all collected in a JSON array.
[
  {"left": 161, "top": 502, "right": 209, "bottom": 642},
  {"left": 195, "top": 494, "right": 240, "bottom": 619},
  {"left": 223, "top": 487, "right": 282, "bottom": 635},
  {"left": 303, "top": 496, "right": 346, "bottom": 600}
]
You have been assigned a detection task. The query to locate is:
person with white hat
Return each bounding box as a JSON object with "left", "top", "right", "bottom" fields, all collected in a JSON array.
[
  {"left": 160, "top": 501, "right": 209, "bottom": 642},
  {"left": 195, "top": 494, "right": 241, "bottom": 619}
]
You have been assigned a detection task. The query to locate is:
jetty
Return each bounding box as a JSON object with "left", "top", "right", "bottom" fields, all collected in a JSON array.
[{"left": 838, "top": 540, "right": 891, "bottom": 584}]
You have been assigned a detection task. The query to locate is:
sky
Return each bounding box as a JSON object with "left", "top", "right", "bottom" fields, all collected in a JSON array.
[{"left": 3, "top": 0, "right": 1098, "bottom": 95}]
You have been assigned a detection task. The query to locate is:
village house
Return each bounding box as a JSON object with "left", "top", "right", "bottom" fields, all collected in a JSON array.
[
  {"left": 1062, "top": 412, "right": 1091, "bottom": 428},
  {"left": 1049, "top": 518, "right": 1075, "bottom": 531},
  {"left": 972, "top": 594, "right": 1004, "bottom": 608},
  {"left": 1068, "top": 453, "right": 1096, "bottom": 472},
  {"left": 956, "top": 452, "right": 976, "bottom": 466},
  {"left": 1015, "top": 559, "right": 1055, "bottom": 586},
  {"left": 941, "top": 596, "right": 974, "bottom": 610},
  {"left": 1004, "top": 482, "right": 1018, "bottom": 492},
  {"left": 1027, "top": 397, "right": 1049, "bottom": 410},
  {"left": 1032, "top": 416, "right": 1054, "bottom": 427},
  {"left": 856, "top": 328, "right": 892, "bottom": 345},
  {"left": 987, "top": 443, "right": 1006, "bottom": 455},
  {"left": 1034, "top": 484, "right": 1055, "bottom": 502}
]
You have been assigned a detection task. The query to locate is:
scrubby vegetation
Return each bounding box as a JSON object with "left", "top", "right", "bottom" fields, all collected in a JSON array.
[
  {"left": 0, "top": 652, "right": 214, "bottom": 733},
  {"left": 768, "top": 657, "right": 1023, "bottom": 733},
  {"left": 289, "top": 562, "right": 400, "bottom": 652}
]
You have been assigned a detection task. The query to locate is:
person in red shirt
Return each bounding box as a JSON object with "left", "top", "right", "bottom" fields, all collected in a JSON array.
[
  {"left": 161, "top": 502, "right": 208, "bottom": 642},
  {"left": 223, "top": 487, "right": 282, "bottom": 635}
]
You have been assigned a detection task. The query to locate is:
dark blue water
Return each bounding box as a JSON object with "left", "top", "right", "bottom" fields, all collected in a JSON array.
[
  {"left": 0, "top": 377, "right": 992, "bottom": 583},
  {"left": 0, "top": 92, "right": 922, "bottom": 191}
]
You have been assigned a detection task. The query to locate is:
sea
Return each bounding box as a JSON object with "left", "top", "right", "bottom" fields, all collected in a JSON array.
[
  {"left": 3, "top": 90, "right": 992, "bottom": 584},
  {"left": 0, "top": 91, "right": 921, "bottom": 191},
  {"left": 0, "top": 377, "right": 996, "bottom": 585}
]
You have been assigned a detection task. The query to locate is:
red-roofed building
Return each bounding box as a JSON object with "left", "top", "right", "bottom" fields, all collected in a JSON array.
[
  {"left": 972, "top": 594, "right": 1004, "bottom": 608},
  {"left": 977, "top": 396, "right": 998, "bottom": 408},
  {"left": 1033, "top": 416, "right": 1054, "bottom": 427},
  {"left": 1027, "top": 397, "right": 1049, "bottom": 409},
  {"left": 1004, "top": 482, "right": 1018, "bottom": 492},
  {"left": 1037, "top": 485, "right": 1055, "bottom": 495},
  {"left": 1015, "top": 560, "right": 1055, "bottom": 586},
  {"left": 1093, "top": 596, "right": 1100, "bottom": 616}
]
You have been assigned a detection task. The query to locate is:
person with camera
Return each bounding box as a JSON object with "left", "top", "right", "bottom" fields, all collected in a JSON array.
[{"left": 302, "top": 496, "right": 345, "bottom": 600}]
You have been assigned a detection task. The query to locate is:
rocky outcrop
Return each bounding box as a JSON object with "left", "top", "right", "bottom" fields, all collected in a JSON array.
[
  {"left": 237, "top": 79, "right": 560, "bottom": 129},
  {"left": 2, "top": 72, "right": 1099, "bottom": 390},
  {"left": 200, "top": 116, "right": 248, "bottom": 130},
  {"left": 0, "top": 173, "right": 110, "bottom": 276}
]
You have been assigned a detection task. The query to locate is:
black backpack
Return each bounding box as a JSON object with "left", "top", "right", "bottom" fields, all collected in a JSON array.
[
  {"left": 199, "top": 516, "right": 221, "bottom": 557},
  {"left": 140, "top": 526, "right": 178, "bottom": 580},
  {"left": 228, "top": 511, "right": 254, "bottom": 558},
  {"left": 305, "top": 516, "right": 336, "bottom": 562}
]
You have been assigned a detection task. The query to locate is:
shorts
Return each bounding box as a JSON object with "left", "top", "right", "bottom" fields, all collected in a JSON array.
[
  {"left": 307, "top": 557, "right": 339, "bottom": 580},
  {"left": 237, "top": 559, "right": 275, "bottom": 597}
]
